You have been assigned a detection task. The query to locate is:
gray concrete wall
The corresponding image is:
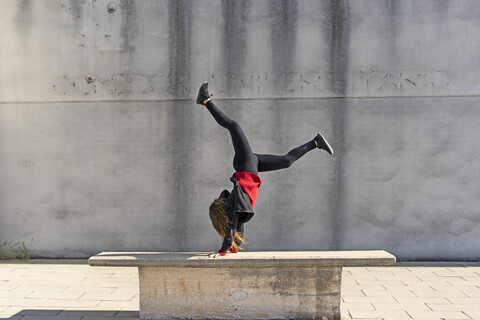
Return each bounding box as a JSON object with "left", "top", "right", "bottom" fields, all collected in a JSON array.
[{"left": 0, "top": 0, "right": 479, "bottom": 260}]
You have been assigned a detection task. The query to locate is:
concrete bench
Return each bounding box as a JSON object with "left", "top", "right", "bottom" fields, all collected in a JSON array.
[{"left": 89, "top": 251, "right": 396, "bottom": 320}]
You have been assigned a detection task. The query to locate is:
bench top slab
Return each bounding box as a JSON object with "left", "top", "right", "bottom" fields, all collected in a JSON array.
[{"left": 88, "top": 251, "right": 396, "bottom": 268}]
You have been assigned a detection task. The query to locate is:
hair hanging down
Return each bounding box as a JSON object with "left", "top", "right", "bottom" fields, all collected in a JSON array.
[{"left": 208, "top": 198, "right": 246, "bottom": 251}]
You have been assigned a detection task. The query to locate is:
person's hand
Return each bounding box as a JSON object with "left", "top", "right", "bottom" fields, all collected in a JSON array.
[
  {"left": 208, "top": 250, "right": 226, "bottom": 258},
  {"left": 208, "top": 252, "right": 222, "bottom": 258}
]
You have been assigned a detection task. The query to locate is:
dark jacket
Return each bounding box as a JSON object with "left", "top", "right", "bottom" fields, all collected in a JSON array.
[{"left": 218, "top": 174, "right": 255, "bottom": 252}]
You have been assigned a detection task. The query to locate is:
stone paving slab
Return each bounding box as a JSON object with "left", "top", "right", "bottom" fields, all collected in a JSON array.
[{"left": 0, "top": 261, "right": 479, "bottom": 319}]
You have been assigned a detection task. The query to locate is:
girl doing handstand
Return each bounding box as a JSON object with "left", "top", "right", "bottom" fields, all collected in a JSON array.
[{"left": 196, "top": 82, "right": 333, "bottom": 258}]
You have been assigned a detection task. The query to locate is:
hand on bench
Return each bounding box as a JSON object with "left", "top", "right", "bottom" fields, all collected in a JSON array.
[{"left": 208, "top": 252, "right": 223, "bottom": 258}]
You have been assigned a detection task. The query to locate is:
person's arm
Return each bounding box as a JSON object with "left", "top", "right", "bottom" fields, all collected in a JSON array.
[
  {"left": 228, "top": 222, "right": 244, "bottom": 253},
  {"left": 218, "top": 213, "right": 238, "bottom": 255}
]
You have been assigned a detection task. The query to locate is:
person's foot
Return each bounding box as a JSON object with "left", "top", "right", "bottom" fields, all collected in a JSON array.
[
  {"left": 196, "top": 81, "right": 212, "bottom": 105},
  {"left": 314, "top": 133, "right": 334, "bottom": 155}
]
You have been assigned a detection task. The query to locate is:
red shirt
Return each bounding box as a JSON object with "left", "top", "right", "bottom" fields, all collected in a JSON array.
[{"left": 234, "top": 172, "right": 263, "bottom": 208}]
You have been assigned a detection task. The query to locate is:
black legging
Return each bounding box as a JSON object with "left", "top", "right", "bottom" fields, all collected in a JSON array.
[{"left": 205, "top": 101, "right": 316, "bottom": 174}]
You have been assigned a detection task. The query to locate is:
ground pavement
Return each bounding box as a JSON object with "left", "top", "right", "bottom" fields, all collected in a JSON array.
[{"left": 0, "top": 260, "right": 479, "bottom": 320}]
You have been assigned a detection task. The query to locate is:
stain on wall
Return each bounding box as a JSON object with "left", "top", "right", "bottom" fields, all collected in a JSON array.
[
  {"left": 16, "top": 0, "right": 33, "bottom": 37},
  {"left": 267, "top": 1, "right": 299, "bottom": 245},
  {"left": 383, "top": 0, "right": 400, "bottom": 65},
  {"left": 324, "top": 0, "right": 350, "bottom": 96},
  {"left": 166, "top": 1, "right": 195, "bottom": 250},
  {"left": 167, "top": 0, "right": 193, "bottom": 98},
  {"left": 120, "top": 0, "right": 138, "bottom": 59},
  {"left": 270, "top": 0, "right": 298, "bottom": 95},
  {"left": 221, "top": 0, "right": 251, "bottom": 94},
  {"left": 322, "top": 0, "right": 352, "bottom": 249}
]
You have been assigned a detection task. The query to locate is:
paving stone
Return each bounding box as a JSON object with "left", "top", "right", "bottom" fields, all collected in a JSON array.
[
  {"left": 427, "top": 303, "right": 480, "bottom": 312},
  {"left": 342, "top": 296, "right": 398, "bottom": 304},
  {"left": 421, "top": 276, "right": 467, "bottom": 283},
  {"left": 78, "top": 317, "right": 118, "bottom": 320},
  {"left": 58, "top": 310, "right": 117, "bottom": 317},
  {"left": 341, "top": 302, "right": 375, "bottom": 311},
  {"left": 460, "top": 288, "right": 480, "bottom": 298},
  {"left": 79, "top": 292, "right": 136, "bottom": 301},
  {"left": 17, "top": 309, "right": 62, "bottom": 316},
  {"left": 64, "top": 287, "right": 115, "bottom": 294},
  {"left": 341, "top": 287, "right": 366, "bottom": 297},
  {"left": 449, "top": 278, "right": 480, "bottom": 286},
  {"left": 0, "top": 290, "right": 33, "bottom": 298},
  {"left": 349, "top": 310, "right": 411, "bottom": 319},
  {"left": 0, "top": 283, "right": 20, "bottom": 291},
  {"left": 446, "top": 297, "right": 480, "bottom": 304},
  {"left": 41, "top": 299, "right": 100, "bottom": 308},
  {"left": 412, "top": 289, "right": 469, "bottom": 298},
  {"left": 0, "top": 306, "right": 24, "bottom": 316},
  {"left": 0, "top": 298, "right": 49, "bottom": 307},
  {"left": 406, "top": 310, "right": 472, "bottom": 319},
  {"left": 115, "top": 311, "right": 139, "bottom": 317},
  {"left": 464, "top": 310, "right": 480, "bottom": 320},
  {"left": 26, "top": 292, "right": 84, "bottom": 300},
  {"left": 20, "top": 316, "right": 82, "bottom": 320},
  {"left": 388, "top": 290, "right": 419, "bottom": 298},
  {"left": 96, "top": 301, "right": 138, "bottom": 310},
  {"left": 341, "top": 279, "right": 358, "bottom": 285},
  {"left": 372, "top": 303, "right": 431, "bottom": 311},
  {"left": 394, "top": 296, "right": 452, "bottom": 304},
  {"left": 15, "top": 285, "right": 69, "bottom": 293},
  {"left": 81, "top": 317, "right": 139, "bottom": 320}
]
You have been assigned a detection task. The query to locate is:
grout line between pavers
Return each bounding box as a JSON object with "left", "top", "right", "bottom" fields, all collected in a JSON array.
[
  {"left": 424, "top": 302, "right": 434, "bottom": 311},
  {"left": 462, "top": 310, "right": 474, "bottom": 320},
  {"left": 346, "top": 310, "right": 353, "bottom": 319},
  {"left": 410, "top": 289, "right": 418, "bottom": 298},
  {"left": 444, "top": 297, "right": 454, "bottom": 304}
]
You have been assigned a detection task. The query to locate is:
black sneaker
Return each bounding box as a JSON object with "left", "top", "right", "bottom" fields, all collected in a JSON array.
[
  {"left": 196, "top": 81, "right": 212, "bottom": 105},
  {"left": 314, "top": 133, "right": 334, "bottom": 155}
]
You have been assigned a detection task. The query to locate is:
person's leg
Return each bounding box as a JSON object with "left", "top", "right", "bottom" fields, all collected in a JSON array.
[
  {"left": 197, "top": 82, "right": 332, "bottom": 174},
  {"left": 256, "top": 139, "right": 317, "bottom": 172},
  {"left": 204, "top": 100, "right": 258, "bottom": 173},
  {"left": 256, "top": 132, "right": 333, "bottom": 172}
]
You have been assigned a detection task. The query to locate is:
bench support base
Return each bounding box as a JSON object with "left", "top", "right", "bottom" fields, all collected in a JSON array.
[{"left": 139, "top": 266, "right": 342, "bottom": 320}]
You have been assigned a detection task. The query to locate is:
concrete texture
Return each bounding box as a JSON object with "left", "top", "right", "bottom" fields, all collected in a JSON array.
[
  {"left": 88, "top": 251, "right": 397, "bottom": 267},
  {"left": 1, "top": 0, "right": 480, "bottom": 260},
  {"left": 139, "top": 266, "right": 341, "bottom": 319},
  {"left": 88, "top": 251, "right": 395, "bottom": 319},
  {"left": 1, "top": 261, "right": 480, "bottom": 320}
]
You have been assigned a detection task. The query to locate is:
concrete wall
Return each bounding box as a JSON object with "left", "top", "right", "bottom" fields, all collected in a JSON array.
[{"left": 1, "top": 0, "right": 479, "bottom": 260}]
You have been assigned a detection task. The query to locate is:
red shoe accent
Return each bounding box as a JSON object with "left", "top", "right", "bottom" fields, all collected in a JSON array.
[
  {"left": 229, "top": 248, "right": 239, "bottom": 253},
  {"left": 217, "top": 250, "right": 227, "bottom": 256}
]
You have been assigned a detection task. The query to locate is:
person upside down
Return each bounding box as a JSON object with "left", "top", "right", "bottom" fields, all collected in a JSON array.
[{"left": 196, "top": 82, "right": 333, "bottom": 258}]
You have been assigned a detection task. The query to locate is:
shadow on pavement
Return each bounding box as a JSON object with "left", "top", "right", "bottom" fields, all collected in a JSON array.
[{"left": 2, "top": 309, "right": 139, "bottom": 319}]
